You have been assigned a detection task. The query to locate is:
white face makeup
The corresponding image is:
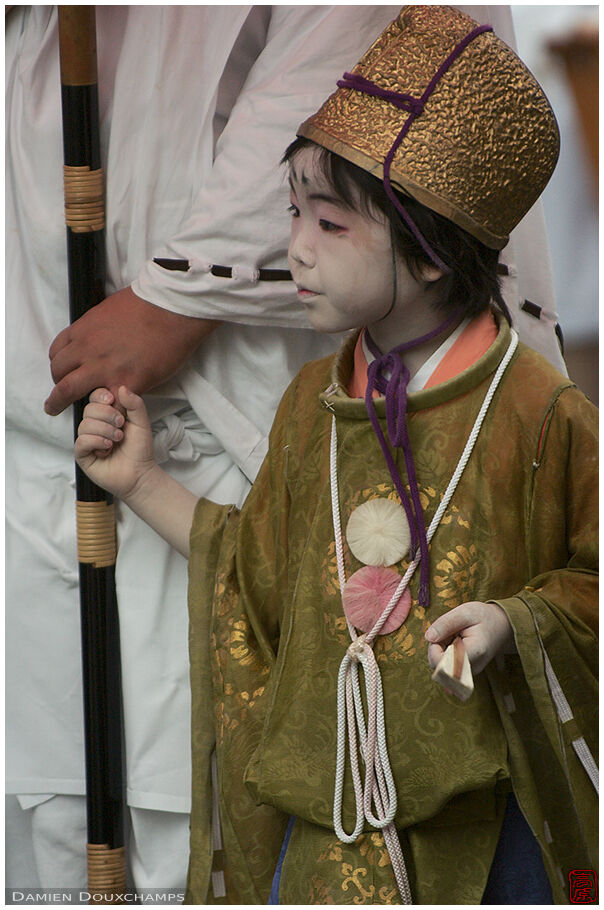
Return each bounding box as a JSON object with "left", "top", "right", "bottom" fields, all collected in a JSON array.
[{"left": 287, "top": 146, "right": 442, "bottom": 347}]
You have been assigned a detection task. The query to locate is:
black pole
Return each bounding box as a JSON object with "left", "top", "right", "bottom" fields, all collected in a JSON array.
[{"left": 57, "top": 6, "right": 126, "bottom": 900}]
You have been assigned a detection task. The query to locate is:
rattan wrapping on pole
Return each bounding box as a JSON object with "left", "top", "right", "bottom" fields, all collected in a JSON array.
[
  {"left": 64, "top": 165, "right": 105, "bottom": 232},
  {"left": 58, "top": 6, "right": 127, "bottom": 901},
  {"left": 76, "top": 501, "right": 117, "bottom": 567},
  {"left": 87, "top": 845, "right": 127, "bottom": 902}
]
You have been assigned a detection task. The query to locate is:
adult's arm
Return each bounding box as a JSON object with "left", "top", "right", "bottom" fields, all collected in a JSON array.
[{"left": 45, "top": 287, "right": 219, "bottom": 415}]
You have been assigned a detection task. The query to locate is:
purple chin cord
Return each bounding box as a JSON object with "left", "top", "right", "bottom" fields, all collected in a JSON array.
[{"left": 364, "top": 310, "right": 460, "bottom": 606}]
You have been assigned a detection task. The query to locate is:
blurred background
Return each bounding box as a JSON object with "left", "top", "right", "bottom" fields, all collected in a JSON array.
[{"left": 512, "top": 5, "right": 598, "bottom": 405}]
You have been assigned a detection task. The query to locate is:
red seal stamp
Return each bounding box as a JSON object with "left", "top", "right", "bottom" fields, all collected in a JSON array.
[{"left": 570, "top": 870, "right": 597, "bottom": 903}]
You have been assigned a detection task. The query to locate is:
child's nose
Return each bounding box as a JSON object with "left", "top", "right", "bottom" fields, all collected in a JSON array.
[{"left": 288, "top": 222, "right": 315, "bottom": 268}]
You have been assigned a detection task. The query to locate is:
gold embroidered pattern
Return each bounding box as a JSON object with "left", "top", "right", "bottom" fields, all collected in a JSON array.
[
  {"left": 323, "top": 610, "right": 350, "bottom": 648},
  {"left": 311, "top": 833, "right": 398, "bottom": 905},
  {"left": 433, "top": 544, "right": 479, "bottom": 609},
  {"left": 212, "top": 568, "right": 270, "bottom": 745},
  {"left": 375, "top": 626, "right": 418, "bottom": 664},
  {"left": 321, "top": 540, "right": 343, "bottom": 597},
  {"left": 342, "top": 864, "right": 376, "bottom": 902},
  {"left": 440, "top": 502, "right": 471, "bottom": 528}
]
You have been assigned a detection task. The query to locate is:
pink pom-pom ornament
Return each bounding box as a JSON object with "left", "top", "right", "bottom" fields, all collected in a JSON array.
[{"left": 342, "top": 566, "right": 412, "bottom": 635}]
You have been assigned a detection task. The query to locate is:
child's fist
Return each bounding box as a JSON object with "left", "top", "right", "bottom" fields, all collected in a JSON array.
[
  {"left": 75, "top": 387, "right": 126, "bottom": 459},
  {"left": 75, "top": 386, "right": 156, "bottom": 500}
]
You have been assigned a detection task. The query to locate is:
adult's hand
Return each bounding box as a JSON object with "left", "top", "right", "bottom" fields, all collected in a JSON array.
[{"left": 45, "top": 286, "right": 220, "bottom": 415}]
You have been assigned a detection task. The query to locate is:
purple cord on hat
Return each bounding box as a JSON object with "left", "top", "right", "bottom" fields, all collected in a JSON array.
[
  {"left": 363, "top": 310, "right": 460, "bottom": 606},
  {"left": 338, "top": 72, "right": 425, "bottom": 116},
  {"left": 337, "top": 23, "right": 493, "bottom": 275}
]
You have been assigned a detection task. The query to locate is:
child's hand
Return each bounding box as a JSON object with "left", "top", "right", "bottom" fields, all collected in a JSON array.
[
  {"left": 74, "top": 386, "right": 156, "bottom": 501},
  {"left": 424, "top": 601, "right": 515, "bottom": 675}
]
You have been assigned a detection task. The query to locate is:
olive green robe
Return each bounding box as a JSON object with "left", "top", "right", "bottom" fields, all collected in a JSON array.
[{"left": 186, "top": 319, "right": 597, "bottom": 904}]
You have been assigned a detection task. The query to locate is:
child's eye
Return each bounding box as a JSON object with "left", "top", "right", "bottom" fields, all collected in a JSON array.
[
  {"left": 287, "top": 204, "right": 300, "bottom": 218},
  {"left": 319, "top": 219, "right": 344, "bottom": 233}
]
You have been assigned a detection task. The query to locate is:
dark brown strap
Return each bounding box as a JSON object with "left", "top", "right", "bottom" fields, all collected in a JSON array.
[
  {"left": 521, "top": 299, "right": 542, "bottom": 319},
  {"left": 153, "top": 257, "right": 292, "bottom": 281},
  {"left": 156, "top": 260, "right": 508, "bottom": 282}
]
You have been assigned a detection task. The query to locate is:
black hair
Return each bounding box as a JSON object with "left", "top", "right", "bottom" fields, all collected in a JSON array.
[{"left": 283, "top": 136, "right": 511, "bottom": 324}]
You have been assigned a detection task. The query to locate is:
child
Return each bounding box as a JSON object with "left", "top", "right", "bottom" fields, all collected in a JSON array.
[{"left": 75, "top": 7, "right": 597, "bottom": 905}]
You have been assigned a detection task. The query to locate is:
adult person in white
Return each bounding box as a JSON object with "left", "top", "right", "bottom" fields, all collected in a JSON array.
[{"left": 6, "top": 4, "right": 564, "bottom": 894}]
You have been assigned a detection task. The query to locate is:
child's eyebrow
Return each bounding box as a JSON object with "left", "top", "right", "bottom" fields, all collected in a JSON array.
[{"left": 288, "top": 168, "right": 341, "bottom": 205}]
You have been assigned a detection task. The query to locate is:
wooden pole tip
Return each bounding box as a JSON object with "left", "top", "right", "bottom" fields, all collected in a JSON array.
[{"left": 58, "top": 6, "right": 98, "bottom": 86}]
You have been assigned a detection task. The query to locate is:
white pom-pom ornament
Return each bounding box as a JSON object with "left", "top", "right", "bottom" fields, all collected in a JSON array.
[
  {"left": 346, "top": 498, "right": 410, "bottom": 567},
  {"left": 342, "top": 566, "right": 412, "bottom": 634}
]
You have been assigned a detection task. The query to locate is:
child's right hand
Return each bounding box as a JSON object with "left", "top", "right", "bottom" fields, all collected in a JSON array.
[{"left": 75, "top": 386, "right": 156, "bottom": 502}]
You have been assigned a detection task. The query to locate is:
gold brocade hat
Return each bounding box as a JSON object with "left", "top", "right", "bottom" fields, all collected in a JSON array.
[{"left": 298, "top": 6, "right": 560, "bottom": 250}]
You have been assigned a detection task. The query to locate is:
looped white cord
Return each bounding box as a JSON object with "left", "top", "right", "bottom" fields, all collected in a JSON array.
[
  {"left": 336, "top": 637, "right": 398, "bottom": 836},
  {"left": 331, "top": 331, "right": 518, "bottom": 902}
]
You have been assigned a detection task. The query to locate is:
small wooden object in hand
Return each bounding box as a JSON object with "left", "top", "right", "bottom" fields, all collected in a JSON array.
[{"left": 431, "top": 635, "right": 474, "bottom": 701}]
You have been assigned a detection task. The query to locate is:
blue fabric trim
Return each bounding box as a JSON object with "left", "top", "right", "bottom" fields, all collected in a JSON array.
[
  {"left": 268, "top": 815, "right": 296, "bottom": 905},
  {"left": 482, "top": 792, "right": 553, "bottom": 904}
]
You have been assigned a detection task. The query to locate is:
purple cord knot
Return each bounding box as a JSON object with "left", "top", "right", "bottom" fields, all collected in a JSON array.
[{"left": 337, "top": 73, "right": 425, "bottom": 117}]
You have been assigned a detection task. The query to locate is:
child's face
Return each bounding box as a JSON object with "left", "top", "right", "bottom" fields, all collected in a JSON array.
[{"left": 287, "top": 146, "right": 432, "bottom": 338}]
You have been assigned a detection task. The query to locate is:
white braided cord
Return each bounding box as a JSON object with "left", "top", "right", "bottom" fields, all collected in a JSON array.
[
  {"left": 572, "top": 738, "right": 599, "bottom": 794},
  {"left": 542, "top": 648, "right": 574, "bottom": 723},
  {"left": 331, "top": 331, "right": 518, "bottom": 902},
  {"left": 542, "top": 646, "right": 599, "bottom": 794}
]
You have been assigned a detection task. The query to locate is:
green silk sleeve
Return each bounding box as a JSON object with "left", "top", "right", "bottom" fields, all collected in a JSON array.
[{"left": 487, "top": 386, "right": 598, "bottom": 900}]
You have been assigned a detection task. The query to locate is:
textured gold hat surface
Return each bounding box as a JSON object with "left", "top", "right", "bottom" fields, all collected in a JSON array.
[{"left": 298, "top": 6, "right": 559, "bottom": 249}]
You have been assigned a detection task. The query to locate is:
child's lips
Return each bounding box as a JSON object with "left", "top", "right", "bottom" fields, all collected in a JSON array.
[{"left": 297, "top": 286, "right": 319, "bottom": 299}]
